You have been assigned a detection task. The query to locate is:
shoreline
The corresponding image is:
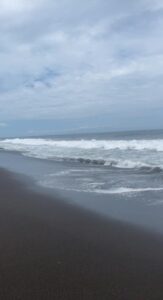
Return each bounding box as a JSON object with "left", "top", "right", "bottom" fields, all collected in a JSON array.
[{"left": 0, "top": 168, "right": 163, "bottom": 299}]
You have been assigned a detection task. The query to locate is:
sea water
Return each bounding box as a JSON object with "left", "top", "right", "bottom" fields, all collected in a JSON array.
[
  {"left": 1, "top": 129, "right": 163, "bottom": 233},
  {"left": 1, "top": 129, "right": 163, "bottom": 194}
]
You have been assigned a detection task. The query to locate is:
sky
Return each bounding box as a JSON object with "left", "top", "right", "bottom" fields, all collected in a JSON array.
[{"left": 0, "top": 0, "right": 163, "bottom": 137}]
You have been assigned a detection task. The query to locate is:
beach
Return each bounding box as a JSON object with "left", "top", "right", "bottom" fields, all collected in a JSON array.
[
  {"left": 0, "top": 168, "right": 163, "bottom": 299},
  {"left": 0, "top": 0, "right": 163, "bottom": 296}
]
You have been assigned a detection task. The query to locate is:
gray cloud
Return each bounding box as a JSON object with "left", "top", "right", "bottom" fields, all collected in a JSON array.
[{"left": 0, "top": 0, "right": 163, "bottom": 128}]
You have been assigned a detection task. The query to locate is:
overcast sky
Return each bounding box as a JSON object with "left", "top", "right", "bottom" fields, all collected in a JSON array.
[{"left": 0, "top": 0, "right": 163, "bottom": 136}]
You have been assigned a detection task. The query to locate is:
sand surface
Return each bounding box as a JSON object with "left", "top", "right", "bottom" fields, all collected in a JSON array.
[{"left": 0, "top": 169, "right": 163, "bottom": 299}]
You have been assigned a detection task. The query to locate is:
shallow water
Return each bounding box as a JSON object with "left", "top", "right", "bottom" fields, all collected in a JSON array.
[{"left": 1, "top": 145, "right": 163, "bottom": 234}]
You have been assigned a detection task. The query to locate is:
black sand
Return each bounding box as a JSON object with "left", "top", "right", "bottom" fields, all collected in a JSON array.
[{"left": 0, "top": 169, "right": 163, "bottom": 299}]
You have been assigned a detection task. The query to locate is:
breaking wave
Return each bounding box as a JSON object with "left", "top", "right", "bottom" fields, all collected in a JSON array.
[
  {"left": 0, "top": 137, "right": 163, "bottom": 173},
  {"left": 65, "top": 157, "right": 162, "bottom": 173},
  {"left": 1, "top": 137, "right": 163, "bottom": 151}
]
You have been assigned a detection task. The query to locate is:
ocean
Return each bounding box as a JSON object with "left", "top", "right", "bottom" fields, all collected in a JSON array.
[{"left": 1, "top": 129, "right": 163, "bottom": 233}]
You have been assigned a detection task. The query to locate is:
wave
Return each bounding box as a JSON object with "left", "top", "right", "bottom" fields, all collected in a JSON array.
[
  {"left": 105, "top": 160, "right": 162, "bottom": 173},
  {"left": 66, "top": 157, "right": 162, "bottom": 172},
  {"left": 0, "top": 138, "right": 163, "bottom": 173},
  {"left": 69, "top": 157, "right": 106, "bottom": 165},
  {"left": 1, "top": 137, "right": 163, "bottom": 151}
]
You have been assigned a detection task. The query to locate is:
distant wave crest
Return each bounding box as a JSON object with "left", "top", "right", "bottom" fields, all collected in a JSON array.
[
  {"left": 0, "top": 138, "right": 163, "bottom": 152},
  {"left": 1, "top": 137, "right": 163, "bottom": 151}
]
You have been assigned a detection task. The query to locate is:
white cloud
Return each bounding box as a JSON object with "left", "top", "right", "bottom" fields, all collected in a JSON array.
[
  {"left": 0, "top": 0, "right": 162, "bottom": 124},
  {"left": 0, "top": 0, "right": 36, "bottom": 15}
]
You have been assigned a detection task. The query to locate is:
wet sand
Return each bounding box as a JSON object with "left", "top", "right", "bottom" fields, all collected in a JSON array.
[{"left": 0, "top": 168, "right": 163, "bottom": 299}]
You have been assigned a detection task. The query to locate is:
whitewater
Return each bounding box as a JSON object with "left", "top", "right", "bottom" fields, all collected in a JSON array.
[
  {"left": 0, "top": 137, "right": 163, "bottom": 171},
  {"left": 2, "top": 137, "right": 163, "bottom": 151}
]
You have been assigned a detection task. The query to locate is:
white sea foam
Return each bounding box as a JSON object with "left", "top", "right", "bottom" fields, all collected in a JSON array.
[
  {"left": 94, "top": 187, "right": 163, "bottom": 194},
  {"left": 0, "top": 138, "right": 163, "bottom": 171},
  {"left": 1, "top": 137, "right": 163, "bottom": 151},
  {"left": 104, "top": 159, "right": 152, "bottom": 169},
  {"left": 38, "top": 181, "right": 163, "bottom": 195}
]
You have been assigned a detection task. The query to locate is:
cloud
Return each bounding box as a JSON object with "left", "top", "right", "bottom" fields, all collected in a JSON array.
[
  {"left": 0, "top": 122, "right": 7, "bottom": 127},
  {"left": 0, "top": 0, "right": 162, "bottom": 128}
]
